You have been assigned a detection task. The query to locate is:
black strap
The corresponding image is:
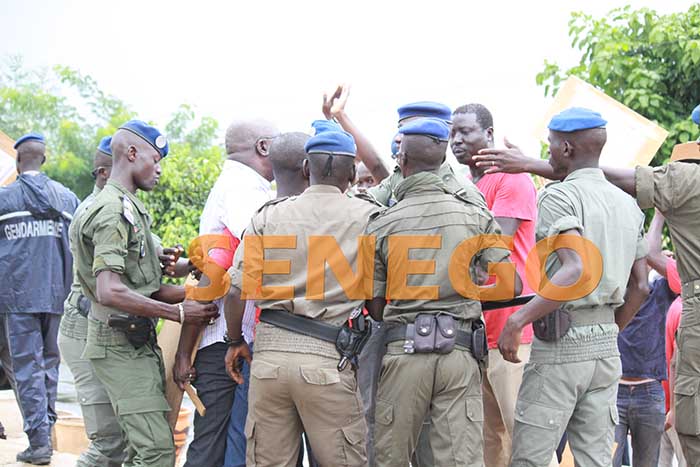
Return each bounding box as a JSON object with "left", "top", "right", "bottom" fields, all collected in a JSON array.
[
  {"left": 384, "top": 325, "right": 472, "bottom": 349},
  {"left": 482, "top": 294, "right": 534, "bottom": 311},
  {"left": 259, "top": 309, "right": 340, "bottom": 343}
]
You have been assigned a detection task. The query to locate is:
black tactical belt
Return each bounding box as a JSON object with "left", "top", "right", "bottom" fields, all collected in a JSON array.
[
  {"left": 384, "top": 324, "right": 472, "bottom": 349},
  {"left": 259, "top": 309, "right": 340, "bottom": 343}
]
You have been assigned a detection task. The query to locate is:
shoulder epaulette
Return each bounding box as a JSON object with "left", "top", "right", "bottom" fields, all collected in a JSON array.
[
  {"left": 256, "top": 196, "right": 290, "bottom": 214},
  {"left": 350, "top": 190, "right": 384, "bottom": 207}
]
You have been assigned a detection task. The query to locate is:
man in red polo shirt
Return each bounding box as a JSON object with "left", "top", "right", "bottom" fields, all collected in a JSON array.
[{"left": 450, "top": 103, "right": 545, "bottom": 467}]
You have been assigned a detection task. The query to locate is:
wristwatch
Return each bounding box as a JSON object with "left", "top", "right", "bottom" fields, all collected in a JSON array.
[{"left": 223, "top": 332, "right": 245, "bottom": 347}]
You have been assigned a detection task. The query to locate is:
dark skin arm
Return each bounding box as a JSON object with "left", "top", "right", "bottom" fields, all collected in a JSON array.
[
  {"left": 600, "top": 167, "right": 637, "bottom": 198},
  {"left": 615, "top": 258, "right": 650, "bottom": 330},
  {"left": 173, "top": 273, "right": 212, "bottom": 389},
  {"left": 474, "top": 141, "right": 639, "bottom": 196},
  {"left": 498, "top": 228, "right": 585, "bottom": 363},
  {"left": 174, "top": 323, "right": 201, "bottom": 390},
  {"left": 150, "top": 283, "right": 186, "bottom": 304},
  {"left": 223, "top": 287, "right": 251, "bottom": 384},
  {"left": 96, "top": 270, "right": 219, "bottom": 323},
  {"left": 323, "top": 85, "right": 390, "bottom": 182},
  {"left": 474, "top": 139, "right": 557, "bottom": 179},
  {"left": 645, "top": 209, "right": 668, "bottom": 277}
]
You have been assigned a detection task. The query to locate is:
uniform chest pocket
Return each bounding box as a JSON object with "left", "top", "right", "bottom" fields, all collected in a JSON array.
[{"left": 125, "top": 231, "right": 150, "bottom": 285}]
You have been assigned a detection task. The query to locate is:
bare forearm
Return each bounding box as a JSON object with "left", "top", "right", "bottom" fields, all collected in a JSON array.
[
  {"left": 615, "top": 284, "right": 649, "bottom": 330},
  {"left": 335, "top": 111, "right": 390, "bottom": 182},
  {"left": 173, "top": 258, "right": 192, "bottom": 278},
  {"left": 151, "top": 284, "right": 186, "bottom": 304},
  {"left": 601, "top": 166, "right": 637, "bottom": 197},
  {"left": 175, "top": 322, "right": 203, "bottom": 359},
  {"left": 524, "top": 158, "right": 557, "bottom": 179},
  {"left": 97, "top": 277, "right": 178, "bottom": 321},
  {"left": 224, "top": 288, "right": 245, "bottom": 340}
]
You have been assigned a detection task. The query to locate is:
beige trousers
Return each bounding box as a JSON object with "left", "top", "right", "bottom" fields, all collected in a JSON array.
[{"left": 245, "top": 351, "right": 367, "bottom": 467}]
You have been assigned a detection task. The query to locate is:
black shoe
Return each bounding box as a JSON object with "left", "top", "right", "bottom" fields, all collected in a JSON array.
[
  {"left": 0, "top": 421, "right": 6, "bottom": 440},
  {"left": 16, "top": 445, "right": 52, "bottom": 465}
]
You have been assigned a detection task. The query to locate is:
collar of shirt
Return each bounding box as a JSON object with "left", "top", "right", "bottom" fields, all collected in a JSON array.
[
  {"left": 22, "top": 170, "right": 40, "bottom": 176},
  {"left": 394, "top": 171, "right": 447, "bottom": 202},
  {"left": 106, "top": 179, "right": 148, "bottom": 215},
  {"left": 92, "top": 185, "right": 102, "bottom": 196},
  {"left": 564, "top": 167, "right": 605, "bottom": 183},
  {"left": 223, "top": 159, "right": 271, "bottom": 191},
  {"left": 301, "top": 184, "right": 343, "bottom": 195}
]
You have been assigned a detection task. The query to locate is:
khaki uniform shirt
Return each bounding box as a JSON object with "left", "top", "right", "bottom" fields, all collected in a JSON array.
[
  {"left": 229, "top": 184, "right": 381, "bottom": 358},
  {"left": 72, "top": 180, "right": 162, "bottom": 332},
  {"left": 636, "top": 162, "right": 700, "bottom": 290},
  {"left": 366, "top": 172, "right": 511, "bottom": 325},
  {"left": 368, "top": 162, "right": 486, "bottom": 209},
  {"left": 532, "top": 168, "right": 647, "bottom": 363}
]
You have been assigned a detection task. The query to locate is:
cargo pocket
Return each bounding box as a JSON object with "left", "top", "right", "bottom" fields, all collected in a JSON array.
[
  {"left": 300, "top": 367, "right": 340, "bottom": 386},
  {"left": 337, "top": 417, "right": 367, "bottom": 466},
  {"left": 116, "top": 395, "right": 173, "bottom": 453},
  {"left": 512, "top": 402, "right": 563, "bottom": 466},
  {"left": 674, "top": 375, "right": 700, "bottom": 435},
  {"left": 245, "top": 419, "right": 257, "bottom": 465}
]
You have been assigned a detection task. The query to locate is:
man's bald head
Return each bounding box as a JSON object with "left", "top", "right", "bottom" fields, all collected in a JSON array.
[
  {"left": 93, "top": 151, "right": 113, "bottom": 171},
  {"left": 269, "top": 132, "right": 310, "bottom": 196},
  {"left": 109, "top": 128, "right": 163, "bottom": 192},
  {"left": 15, "top": 140, "right": 46, "bottom": 173},
  {"left": 269, "top": 132, "right": 309, "bottom": 174},
  {"left": 93, "top": 150, "right": 113, "bottom": 189},
  {"left": 224, "top": 119, "right": 279, "bottom": 181},
  {"left": 398, "top": 134, "right": 447, "bottom": 176},
  {"left": 111, "top": 128, "right": 155, "bottom": 161},
  {"left": 225, "top": 119, "right": 279, "bottom": 155},
  {"left": 548, "top": 127, "right": 607, "bottom": 178}
]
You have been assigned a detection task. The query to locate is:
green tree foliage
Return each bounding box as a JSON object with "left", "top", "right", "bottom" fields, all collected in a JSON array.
[
  {"left": 0, "top": 57, "right": 223, "bottom": 254},
  {"left": 536, "top": 4, "right": 700, "bottom": 166},
  {"left": 141, "top": 104, "right": 223, "bottom": 251}
]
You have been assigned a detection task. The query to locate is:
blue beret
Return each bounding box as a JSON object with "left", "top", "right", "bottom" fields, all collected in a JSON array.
[
  {"left": 398, "top": 118, "right": 450, "bottom": 141},
  {"left": 119, "top": 119, "right": 169, "bottom": 158},
  {"left": 304, "top": 120, "right": 356, "bottom": 157},
  {"left": 311, "top": 119, "right": 343, "bottom": 134},
  {"left": 97, "top": 136, "right": 113, "bottom": 157},
  {"left": 548, "top": 107, "right": 607, "bottom": 133},
  {"left": 692, "top": 105, "right": 700, "bottom": 125},
  {"left": 14, "top": 132, "right": 45, "bottom": 149},
  {"left": 391, "top": 137, "right": 400, "bottom": 156},
  {"left": 397, "top": 101, "right": 452, "bottom": 124}
]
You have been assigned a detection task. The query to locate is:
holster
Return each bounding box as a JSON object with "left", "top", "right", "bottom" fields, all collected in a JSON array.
[
  {"left": 533, "top": 308, "right": 571, "bottom": 342},
  {"left": 470, "top": 319, "right": 488, "bottom": 363},
  {"left": 107, "top": 315, "right": 155, "bottom": 349},
  {"left": 77, "top": 295, "right": 91, "bottom": 318},
  {"left": 336, "top": 309, "right": 372, "bottom": 371}
]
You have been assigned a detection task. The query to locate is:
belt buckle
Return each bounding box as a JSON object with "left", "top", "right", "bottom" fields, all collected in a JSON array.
[{"left": 403, "top": 338, "right": 415, "bottom": 354}]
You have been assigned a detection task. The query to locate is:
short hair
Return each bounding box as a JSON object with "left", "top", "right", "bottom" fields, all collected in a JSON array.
[{"left": 453, "top": 103, "right": 494, "bottom": 130}]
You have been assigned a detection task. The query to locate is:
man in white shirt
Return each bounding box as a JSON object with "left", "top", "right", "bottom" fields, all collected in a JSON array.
[{"left": 174, "top": 119, "right": 279, "bottom": 467}]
